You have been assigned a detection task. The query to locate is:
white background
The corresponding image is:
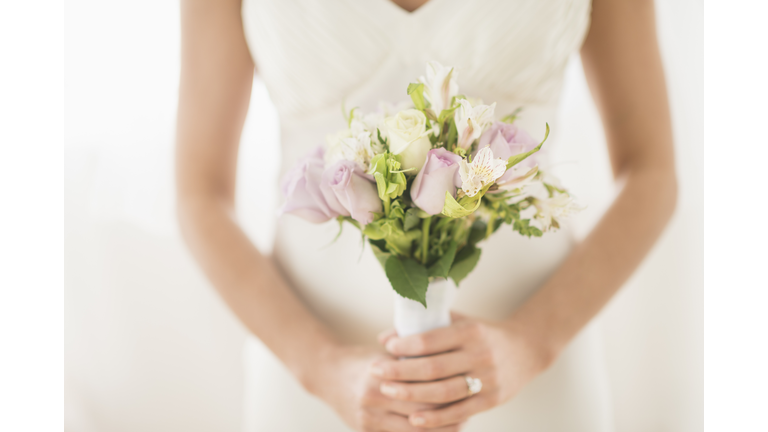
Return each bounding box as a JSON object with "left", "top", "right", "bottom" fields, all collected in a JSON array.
[{"left": 1, "top": 0, "right": 765, "bottom": 431}]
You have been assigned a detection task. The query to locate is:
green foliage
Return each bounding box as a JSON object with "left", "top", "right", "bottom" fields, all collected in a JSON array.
[
  {"left": 513, "top": 219, "right": 543, "bottom": 238},
  {"left": 368, "top": 153, "right": 407, "bottom": 200},
  {"left": 427, "top": 240, "right": 457, "bottom": 278},
  {"left": 438, "top": 105, "right": 460, "bottom": 124},
  {"left": 500, "top": 107, "right": 523, "bottom": 124},
  {"left": 442, "top": 192, "right": 482, "bottom": 218},
  {"left": 446, "top": 118, "right": 458, "bottom": 148},
  {"left": 385, "top": 158, "right": 407, "bottom": 197},
  {"left": 448, "top": 245, "right": 482, "bottom": 286},
  {"left": 467, "top": 219, "right": 487, "bottom": 246},
  {"left": 369, "top": 239, "right": 391, "bottom": 269},
  {"left": 543, "top": 182, "right": 566, "bottom": 197},
  {"left": 373, "top": 172, "right": 388, "bottom": 200},
  {"left": 377, "top": 128, "right": 389, "bottom": 149},
  {"left": 506, "top": 123, "right": 550, "bottom": 170},
  {"left": 403, "top": 208, "right": 421, "bottom": 231},
  {"left": 385, "top": 255, "right": 429, "bottom": 307},
  {"left": 407, "top": 83, "right": 427, "bottom": 111}
]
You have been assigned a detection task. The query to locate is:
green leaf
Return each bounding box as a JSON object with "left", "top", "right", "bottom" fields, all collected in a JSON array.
[
  {"left": 428, "top": 240, "right": 458, "bottom": 278},
  {"left": 513, "top": 219, "right": 543, "bottom": 238},
  {"left": 373, "top": 172, "right": 387, "bottom": 201},
  {"left": 407, "top": 83, "right": 426, "bottom": 111},
  {"left": 362, "top": 219, "right": 388, "bottom": 240},
  {"left": 467, "top": 220, "right": 487, "bottom": 246},
  {"left": 500, "top": 107, "right": 523, "bottom": 124},
  {"left": 437, "top": 104, "right": 460, "bottom": 124},
  {"left": 385, "top": 255, "right": 429, "bottom": 307},
  {"left": 448, "top": 246, "right": 482, "bottom": 286},
  {"left": 403, "top": 208, "right": 421, "bottom": 231},
  {"left": 377, "top": 128, "right": 388, "bottom": 148},
  {"left": 446, "top": 118, "right": 458, "bottom": 147},
  {"left": 506, "top": 123, "right": 550, "bottom": 170},
  {"left": 369, "top": 240, "right": 391, "bottom": 269},
  {"left": 441, "top": 192, "right": 482, "bottom": 218}
]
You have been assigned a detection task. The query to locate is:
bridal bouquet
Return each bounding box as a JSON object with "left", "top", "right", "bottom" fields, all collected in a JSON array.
[{"left": 280, "top": 62, "right": 580, "bottom": 335}]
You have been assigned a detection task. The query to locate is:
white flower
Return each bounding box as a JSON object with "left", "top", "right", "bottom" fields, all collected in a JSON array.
[
  {"left": 383, "top": 109, "right": 433, "bottom": 172},
  {"left": 325, "top": 125, "right": 376, "bottom": 171},
  {"left": 455, "top": 99, "right": 496, "bottom": 149},
  {"left": 419, "top": 61, "right": 458, "bottom": 114},
  {"left": 459, "top": 147, "right": 507, "bottom": 197},
  {"left": 533, "top": 193, "right": 582, "bottom": 231},
  {"left": 497, "top": 164, "right": 539, "bottom": 192},
  {"left": 355, "top": 101, "right": 411, "bottom": 137}
]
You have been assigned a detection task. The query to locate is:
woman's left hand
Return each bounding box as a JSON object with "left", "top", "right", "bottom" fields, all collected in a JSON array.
[{"left": 371, "top": 313, "right": 555, "bottom": 429}]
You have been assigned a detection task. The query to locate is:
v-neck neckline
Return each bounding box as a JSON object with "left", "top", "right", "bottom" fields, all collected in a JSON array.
[
  {"left": 384, "top": 0, "right": 432, "bottom": 14},
  {"left": 377, "top": 0, "right": 443, "bottom": 19}
]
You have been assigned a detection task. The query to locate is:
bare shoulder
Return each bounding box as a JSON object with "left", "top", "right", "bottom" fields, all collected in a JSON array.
[{"left": 180, "top": 0, "right": 254, "bottom": 71}]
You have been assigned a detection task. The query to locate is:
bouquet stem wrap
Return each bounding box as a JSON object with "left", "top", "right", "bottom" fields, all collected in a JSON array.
[{"left": 393, "top": 278, "right": 458, "bottom": 337}]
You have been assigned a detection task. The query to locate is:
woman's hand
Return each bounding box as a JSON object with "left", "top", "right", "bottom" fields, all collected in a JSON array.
[
  {"left": 305, "top": 344, "right": 463, "bottom": 432},
  {"left": 372, "top": 313, "right": 555, "bottom": 429}
]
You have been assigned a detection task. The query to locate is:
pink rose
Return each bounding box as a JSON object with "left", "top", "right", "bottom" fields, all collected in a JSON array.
[
  {"left": 320, "top": 160, "right": 382, "bottom": 225},
  {"left": 279, "top": 147, "right": 338, "bottom": 223},
  {"left": 410, "top": 148, "right": 463, "bottom": 215},
  {"left": 476, "top": 121, "right": 538, "bottom": 183}
]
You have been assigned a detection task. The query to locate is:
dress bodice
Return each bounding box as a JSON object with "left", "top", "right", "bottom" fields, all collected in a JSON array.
[
  {"left": 239, "top": 3, "right": 615, "bottom": 431},
  {"left": 242, "top": 0, "right": 591, "bottom": 173}
]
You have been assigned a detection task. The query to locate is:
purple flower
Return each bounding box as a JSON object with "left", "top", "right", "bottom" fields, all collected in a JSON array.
[
  {"left": 476, "top": 121, "right": 539, "bottom": 183},
  {"left": 320, "top": 160, "right": 382, "bottom": 225},
  {"left": 410, "top": 148, "right": 463, "bottom": 215},
  {"left": 279, "top": 147, "right": 338, "bottom": 223}
]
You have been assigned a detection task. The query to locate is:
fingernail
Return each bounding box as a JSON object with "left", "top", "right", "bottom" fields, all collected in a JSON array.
[
  {"left": 370, "top": 365, "right": 384, "bottom": 377},
  {"left": 380, "top": 383, "right": 397, "bottom": 397},
  {"left": 385, "top": 339, "right": 398, "bottom": 353},
  {"left": 410, "top": 416, "right": 425, "bottom": 426}
]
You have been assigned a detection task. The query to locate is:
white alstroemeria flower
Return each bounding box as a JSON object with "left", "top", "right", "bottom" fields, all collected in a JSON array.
[
  {"left": 455, "top": 99, "right": 496, "bottom": 149},
  {"left": 497, "top": 164, "right": 539, "bottom": 192},
  {"left": 325, "top": 125, "right": 376, "bottom": 171},
  {"left": 458, "top": 146, "right": 507, "bottom": 197},
  {"left": 419, "top": 61, "right": 458, "bottom": 114},
  {"left": 533, "top": 194, "right": 581, "bottom": 231}
]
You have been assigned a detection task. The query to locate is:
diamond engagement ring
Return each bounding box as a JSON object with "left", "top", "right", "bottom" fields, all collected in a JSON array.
[{"left": 465, "top": 376, "right": 483, "bottom": 396}]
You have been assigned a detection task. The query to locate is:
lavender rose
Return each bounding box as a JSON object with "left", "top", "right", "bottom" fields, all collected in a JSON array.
[
  {"left": 320, "top": 160, "right": 382, "bottom": 225},
  {"left": 410, "top": 148, "right": 463, "bottom": 215},
  {"left": 279, "top": 147, "right": 338, "bottom": 223},
  {"left": 476, "top": 121, "right": 539, "bottom": 184}
]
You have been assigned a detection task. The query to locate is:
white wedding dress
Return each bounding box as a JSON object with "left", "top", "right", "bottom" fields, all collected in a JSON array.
[{"left": 240, "top": 0, "right": 614, "bottom": 430}]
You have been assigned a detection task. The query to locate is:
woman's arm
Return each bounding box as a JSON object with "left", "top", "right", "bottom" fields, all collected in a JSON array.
[
  {"left": 371, "top": 0, "right": 678, "bottom": 427},
  {"left": 176, "top": 2, "right": 442, "bottom": 430},
  {"left": 512, "top": 0, "right": 678, "bottom": 360},
  {"left": 176, "top": 0, "right": 337, "bottom": 385}
]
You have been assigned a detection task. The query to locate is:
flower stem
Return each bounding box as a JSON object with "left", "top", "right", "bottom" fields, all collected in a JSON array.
[
  {"left": 421, "top": 216, "right": 432, "bottom": 265},
  {"left": 383, "top": 195, "right": 391, "bottom": 217}
]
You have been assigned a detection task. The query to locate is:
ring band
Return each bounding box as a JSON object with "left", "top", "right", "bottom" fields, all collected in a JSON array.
[{"left": 465, "top": 375, "right": 483, "bottom": 396}]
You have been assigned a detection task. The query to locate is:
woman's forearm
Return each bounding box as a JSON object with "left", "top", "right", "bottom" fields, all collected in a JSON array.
[
  {"left": 176, "top": 0, "right": 340, "bottom": 387},
  {"left": 506, "top": 0, "right": 679, "bottom": 364},
  {"left": 507, "top": 165, "right": 677, "bottom": 362},
  {"left": 177, "top": 196, "right": 339, "bottom": 384}
]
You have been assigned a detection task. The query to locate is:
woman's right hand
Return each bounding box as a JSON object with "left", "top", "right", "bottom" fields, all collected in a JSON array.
[{"left": 305, "top": 344, "right": 465, "bottom": 432}]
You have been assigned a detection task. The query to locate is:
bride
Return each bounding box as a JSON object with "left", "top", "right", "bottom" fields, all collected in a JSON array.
[{"left": 175, "top": 0, "right": 677, "bottom": 430}]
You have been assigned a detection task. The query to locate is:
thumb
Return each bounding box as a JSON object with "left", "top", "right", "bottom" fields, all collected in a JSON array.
[{"left": 377, "top": 328, "right": 397, "bottom": 346}]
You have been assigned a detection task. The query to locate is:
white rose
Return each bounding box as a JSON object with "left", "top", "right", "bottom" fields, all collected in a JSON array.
[{"left": 383, "top": 109, "right": 432, "bottom": 172}]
